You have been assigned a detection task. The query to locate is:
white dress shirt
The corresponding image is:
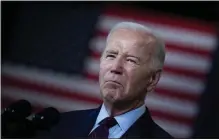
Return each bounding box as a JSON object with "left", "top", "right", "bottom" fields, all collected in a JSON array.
[{"left": 90, "top": 104, "right": 146, "bottom": 138}]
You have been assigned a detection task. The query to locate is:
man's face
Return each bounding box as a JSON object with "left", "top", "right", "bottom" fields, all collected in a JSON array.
[{"left": 99, "top": 28, "right": 158, "bottom": 105}]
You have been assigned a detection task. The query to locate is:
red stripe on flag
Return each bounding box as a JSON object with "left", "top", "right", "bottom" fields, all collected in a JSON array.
[
  {"left": 2, "top": 75, "right": 102, "bottom": 104},
  {"left": 154, "top": 88, "right": 200, "bottom": 102},
  {"left": 90, "top": 51, "right": 101, "bottom": 59},
  {"left": 104, "top": 4, "right": 217, "bottom": 34},
  {"left": 162, "top": 67, "right": 206, "bottom": 81},
  {"left": 84, "top": 73, "right": 100, "bottom": 81}
]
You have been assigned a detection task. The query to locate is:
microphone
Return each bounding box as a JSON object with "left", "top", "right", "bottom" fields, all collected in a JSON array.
[
  {"left": 1, "top": 100, "right": 60, "bottom": 138},
  {"left": 18, "top": 107, "right": 61, "bottom": 138},
  {"left": 31, "top": 107, "right": 60, "bottom": 130},
  {"left": 2, "top": 99, "right": 32, "bottom": 121},
  {"left": 1, "top": 100, "right": 32, "bottom": 138}
]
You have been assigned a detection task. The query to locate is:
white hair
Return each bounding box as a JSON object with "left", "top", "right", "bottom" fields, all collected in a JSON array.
[{"left": 106, "top": 21, "right": 166, "bottom": 70}]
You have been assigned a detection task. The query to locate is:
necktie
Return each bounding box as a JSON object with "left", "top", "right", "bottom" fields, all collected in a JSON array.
[{"left": 88, "top": 117, "right": 117, "bottom": 138}]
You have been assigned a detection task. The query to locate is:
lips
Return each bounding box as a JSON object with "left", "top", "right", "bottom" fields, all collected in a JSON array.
[{"left": 106, "top": 80, "right": 122, "bottom": 86}]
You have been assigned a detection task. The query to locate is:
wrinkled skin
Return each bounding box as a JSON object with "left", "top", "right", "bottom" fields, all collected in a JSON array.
[{"left": 99, "top": 28, "right": 162, "bottom": 116}]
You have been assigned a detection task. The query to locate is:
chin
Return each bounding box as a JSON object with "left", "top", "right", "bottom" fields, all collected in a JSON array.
[{"left": 102, "top": 89, "right": 120, "bottom": 102}]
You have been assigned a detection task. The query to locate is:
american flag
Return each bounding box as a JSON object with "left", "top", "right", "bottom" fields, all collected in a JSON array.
[{"left": 2, "top": 5, "right": 218, "bottom": 138}]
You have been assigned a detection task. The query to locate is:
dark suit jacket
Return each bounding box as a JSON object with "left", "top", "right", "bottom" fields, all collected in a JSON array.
[{"left": 35, "top": 106, "right": 173, "bottom": 139}]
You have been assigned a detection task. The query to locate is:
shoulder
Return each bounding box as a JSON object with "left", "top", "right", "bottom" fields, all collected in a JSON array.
[
  {"left": 151, "top": 121, "right": 174, "bottom": 138},
  {"left": 142, "top": 107, "right": 174, "bottom": 138},
  {"left": 58, "top": 108, "right": 99, "bottom": 125},
  {"left": 61, "top": 108, "right": 96, "bottom": 119}
]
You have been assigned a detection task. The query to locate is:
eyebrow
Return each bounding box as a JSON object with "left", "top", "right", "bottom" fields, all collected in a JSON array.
[
  {"left": 105, "top": 50, "right": 141, "bottom": 60},
  {"left": 105, "top": 50, "right": 118, "bottom": 54},
  {"left": 126, "top": 54, "right": 141, "bottom": 61}
]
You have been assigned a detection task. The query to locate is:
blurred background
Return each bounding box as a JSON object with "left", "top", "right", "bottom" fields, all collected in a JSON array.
[{"left": 1, "top": 1, "right": 219, "bottom": 138}]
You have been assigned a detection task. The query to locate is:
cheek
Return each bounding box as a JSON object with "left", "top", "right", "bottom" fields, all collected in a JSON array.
[
  {"left": 126, "top": 69, "right": 148, "bottom": 91},
  {"left": 99, "top": 65, "right": 105, "bottom": 83},
  {"left": 124, "top": 69, "right": 138, "bottom": 91},
  {"left": 99, "top": 61, "right": 110, "bottom": 81},
  {"left": 126, "top": 67, "right": 139, "bottom": 82}
]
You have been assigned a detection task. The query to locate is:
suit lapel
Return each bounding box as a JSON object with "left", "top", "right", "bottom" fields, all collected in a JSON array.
[
  {"left": 73, "top": 106, "right": 101, "bottom": 138},
  {"left": 121, "top": 107, "right": 152, "bottom": 139}
]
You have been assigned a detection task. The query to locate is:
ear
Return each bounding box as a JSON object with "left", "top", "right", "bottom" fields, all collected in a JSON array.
[{"left": 147, "top": 69, "right": 162, "bottom": 92}]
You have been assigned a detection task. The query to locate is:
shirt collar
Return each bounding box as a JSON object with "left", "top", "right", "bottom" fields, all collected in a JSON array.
[
  {"left": 95, "top": 104, "right": 146, "bottom": 132},
  {"left": 95, "top": 104, "right": 110, "bottom": 125}
]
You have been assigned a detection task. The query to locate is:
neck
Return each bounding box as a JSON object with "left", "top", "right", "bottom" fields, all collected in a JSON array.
[{"left": 103, "top": 99, "right": 145, "bottom": 116}]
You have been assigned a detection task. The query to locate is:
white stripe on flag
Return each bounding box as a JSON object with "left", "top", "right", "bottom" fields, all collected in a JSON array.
[
  {"left": 146, "top": 94, "right": 198, "bottom": 117},
  {"left": 97, "top": 16, "right": 217, "bottom": 50},
  {"left": 2, "top": 62, "right": 101, "bottom": 98},
  {"left": 165, "top": 50, "right": 211, "bottom": 73},
  {"left": 158, "top": 72, "right": 204, "bottom": 94}
]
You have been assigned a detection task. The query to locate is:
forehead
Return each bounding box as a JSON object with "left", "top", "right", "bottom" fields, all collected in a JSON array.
[{"left": 106, "top": 28, "right": 157, "bottom": 53}]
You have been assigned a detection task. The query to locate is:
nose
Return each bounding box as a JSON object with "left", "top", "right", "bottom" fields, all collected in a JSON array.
[{"left": 110, "top": 57, "right": 123, "bottom": 75}]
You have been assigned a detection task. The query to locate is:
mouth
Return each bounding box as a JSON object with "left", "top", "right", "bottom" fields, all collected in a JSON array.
[{"left": 106, "top": 80, "right": 122, "bottom": 86}]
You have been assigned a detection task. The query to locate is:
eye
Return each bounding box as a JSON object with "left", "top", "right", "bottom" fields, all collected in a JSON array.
[
  {"left": 127, "top": 58, "right": 137, "bottom": 64},
  {"left": 106, "top": 54, "right": 116, "bottom": 59}
]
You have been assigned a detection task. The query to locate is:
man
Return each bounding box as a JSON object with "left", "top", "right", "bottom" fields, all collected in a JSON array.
[{"left": 36, "top": 22, "right": 173, "bottom": 138}]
